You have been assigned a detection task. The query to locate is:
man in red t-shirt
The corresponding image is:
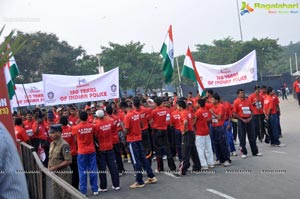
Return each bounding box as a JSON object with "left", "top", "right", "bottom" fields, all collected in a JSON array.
[
  {"left": 248, "top": 85, "right": 266, "bottom": 142},
  {"left": 72, "top": 111, "right": 99, "bottom": 195},
  {"left": 233, "top": 89, "right": 262, "bottom": 159},
  {"left": 177, "top": 99, "right": 201, "bottom": 175},
  {"left": 59, "top": 116, "right": 79, "bottom": 190},
  {"left": 69, "top": 107, "right": 79, "bottom": 126},
  {"left": 105, "top": 105, "right": 126, "bottom": 176},
  {"left": 149, "top": 97, "right": 176, "bottom": 173},
  {"left": 124, "top": 98, "right": 157, "bottom": 189},
  {"left": 14, "top": 118, "right": 31, "bottom": 145},
  {"left": 263, "top": 87, "right": 285, "bottom": 147},
  {"left": 170, "top": 106, "right": 182, "bottom": 161},
  {"left": 94, "top": 110, "right": 120, "bottom": 192},
  {"left": 209, "top": 93, "right": 231, "bottom": 166},
  {"left": 293, "top": 77, "right": 300, "bottom": 106},
  {"left": 194, "top": 99, "right": 213, "bottom": 169}
]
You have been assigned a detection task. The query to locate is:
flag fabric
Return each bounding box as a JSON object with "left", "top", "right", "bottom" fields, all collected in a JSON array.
[
  {"left": 4, "top": 56, "right": 19, "bottom": 99},
  {"left": 160, "top": 25, "right": 174, "bottom": 83},
  {"left": 181, "top": 47, "right": 205, "bottom": 94}
]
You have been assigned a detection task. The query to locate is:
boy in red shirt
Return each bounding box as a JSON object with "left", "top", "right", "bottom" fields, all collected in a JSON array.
[
  {"left": 124, "top": 97, "right": 157, "bottom": 188},
  {"left": 149, "top": 97, "right": 176, "bottom": 173},
  {"left": 233, "top": 89, "right": 262, "bottom": 159},
  {"left": 14, "top": 118, "right": 31, "bottom": 145},
  {"left": 194, "top": 99, "right": 214, "bottom": 170},
  {"left": 72, "top": 111, "right": 99, "bottom": 196},
  {"left": 293, "top": 76, "right": 300, "bottom": 106},
  {"left": 170, "top": 105, "right": 182, "bottom": 162},
  {"left": 177, "top": 99, "right": 201, "bottom": 175},
  {"left": 59, "top": 116, "right": 79, "bottom": 190},
  {"left": 209, "top": 93, "right": 231, "bottom": 167},
  {"left": 94, "top": 110, "right": 120, "bottom": 192}
]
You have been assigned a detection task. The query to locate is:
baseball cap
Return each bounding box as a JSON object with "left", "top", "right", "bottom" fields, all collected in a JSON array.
[{"left": 95, "top": 110, "right": 105, "bottom": 118}]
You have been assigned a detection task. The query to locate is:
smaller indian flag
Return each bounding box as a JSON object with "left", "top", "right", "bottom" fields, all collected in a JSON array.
[
  {"left": 181, "top": 47, "right": 204, "bottom": 94},
  {"left": 160, "top": 25, "right": 174, "bottom": 84},
  {"left": 4, "top": 56, "right": 19, "bottom": 99}
]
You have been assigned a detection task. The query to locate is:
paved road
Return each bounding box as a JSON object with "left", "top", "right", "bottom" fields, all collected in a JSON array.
[{"left": 87, "top": 96, "right": 300, "bottom": 199}]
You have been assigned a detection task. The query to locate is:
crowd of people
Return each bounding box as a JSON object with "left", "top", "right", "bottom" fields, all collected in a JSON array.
[{"left": 13, "top": 84, "right": 290, "bottom": 196}]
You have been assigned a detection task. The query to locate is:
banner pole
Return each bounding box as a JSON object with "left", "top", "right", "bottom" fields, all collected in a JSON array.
[
  {"left": 175, "top": 57, "right": 183, "bottom": 97},
  {"left": 144, "top": 52, "right": 160, "bottom": 94},
  {"left": 21, "top": 82, "right": 33, "bottom": 111}
]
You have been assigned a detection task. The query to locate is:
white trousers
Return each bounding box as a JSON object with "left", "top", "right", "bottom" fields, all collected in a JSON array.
[{"left": 195, "top": 135, "right": 214, "bottom": 167}]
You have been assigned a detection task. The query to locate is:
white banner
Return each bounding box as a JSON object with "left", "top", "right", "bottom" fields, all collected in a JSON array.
[
  {"left": 11, "top": 81, "right": 44, "bottom": 107},
  {"left": 196, "top": 50, "right": 257, "bottom": 88},
  {"left": 43, "top": 67, "right": 119, "bottom": 106}
]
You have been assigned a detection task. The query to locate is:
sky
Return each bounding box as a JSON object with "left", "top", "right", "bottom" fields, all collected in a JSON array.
[{"left": 1, "top": 0, "right": 300, "bottom": 57}]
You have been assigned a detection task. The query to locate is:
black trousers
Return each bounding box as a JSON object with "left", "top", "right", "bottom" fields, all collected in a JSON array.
[
  {"left": 152, "top": 129, "right": 176, "bottom": 172},
  {"left": 252, "top": 114, "right": 266, "bottom": 141},
  {"left": 180, "top": 131, "right": 201, "bottom": 175},
  {"left": 113, "top": 143, "right": 125, "bottom": 173},
  {"left": 142, "top": 128, "right": 153, "bottom": 166},
  {"left": 238, "top": 119, "right": 258, "bottom": 155},
  {"left": 70, "top": 155, "right": 79, "bottom": 189}
]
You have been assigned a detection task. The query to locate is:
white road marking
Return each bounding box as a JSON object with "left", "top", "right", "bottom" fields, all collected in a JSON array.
[
  {"left": 206, "top": 189, "right": 237, "bottom": 199},
  {"left": 162, "top": 171, "right": 180, "bottom": 179},
  {"left": 271, "top": 150, "right": 288, "bottom": 154}
]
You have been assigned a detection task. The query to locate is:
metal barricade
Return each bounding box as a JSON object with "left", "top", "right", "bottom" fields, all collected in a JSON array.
[{"left": 19, "top": 141, "right": 87, "bottom": 199}]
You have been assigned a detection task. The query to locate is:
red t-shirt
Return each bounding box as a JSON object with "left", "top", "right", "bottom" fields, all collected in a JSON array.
[
  {"left": 72, "top": 121, "right": 96, "bottom": 154},
  {"left": 293, "top": 80, "right": 300, "bottom": 92},
  {"left": 124, "top": 109, "right": 142, "bottom": 142},
  {"left": 263, "top": 95, "right": 277, "bottom": 115},
  {"left": 233, "top": 98, "right": 252, "bottom": 118},
  {"left": 61, "top": 125, "right": 77, "bottom": 156},
  {"left": 23, "top": 119, "right": 35, "bottom": 137},
  {"left": 195, "top": 108, "right": 211, "bottom": 136},
  {"left": 222, "top": 101, "right": 232, "bottom": 121},
  {"left": 115, "top": 110, "right": 125, "bottom": 132},
  {"left": 94, "top": 118, "right": 114, "bottom": 151},
  {"left": 170, "top": 109, "right": 181, "bottom": 130},
  {"left": 210, "top": 103, "right": 225, "bottom": 127},
  {"left": 150, "top": 106, "right": 170, "bottom": 130},
  {"left": 32, "top": 121, "right": 48, "bottom": 140},
  {"left": 248, "top": 93, "right": 264, "bottom": 115},
  {"left": 14, "top": 125, "right": 30, "bottom": 142},
  {"left": 88, "top": 115, "right": 94, "bottom": 124},
  {"left": 107, "top": 115, "right": 119, "bottom": 144},
  {"left": 68, "top": 115, "right": 79, "bottom": 126},
  {"left": 135, "top": 106, "right": 151, "bottom": 130},
  {"left": 179, "top": 109, "right": 194, "bottom": 133}
]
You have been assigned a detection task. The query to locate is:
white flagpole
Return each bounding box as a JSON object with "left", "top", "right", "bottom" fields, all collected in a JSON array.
[
  {"left": 295, "top": 53, "right": 299, "bottom": 72},
  {"left": 175, "top": 57, "right": 183, "bottom": 97},
  {"left": 290, "top": 57, "right": 293, "bottom": 76}
]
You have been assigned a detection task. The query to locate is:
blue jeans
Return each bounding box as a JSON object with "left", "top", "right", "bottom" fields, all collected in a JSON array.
[
  {"left": 77, "top": 152, "right": 98, "bottom": 194},
  {"left": 96, "top": 150, "right": 120, "bottom": 189},
  {"left": 128, "top": 141, "right": 155, "bottom": 185},
  {"left": 224, "top": 120, "right": 236, "bottom": 153},
  {"left": 211, "top": 126, "right": 230, "bottom": 163},
  {"left": 269, "top": 114, "right": 280, "bottom": 145}
]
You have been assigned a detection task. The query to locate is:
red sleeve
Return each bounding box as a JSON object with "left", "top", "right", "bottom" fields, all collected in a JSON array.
[{"left": 124, "top": 115, "right": 130, "bottom": 129}]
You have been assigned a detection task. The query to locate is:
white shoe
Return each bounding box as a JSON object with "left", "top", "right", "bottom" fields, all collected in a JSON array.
[
  {"left": 223, "top": 161, "right": 231, "bottom": 167},
  {"left": 231, "top": 151, "right": 238, "bottom": 156},
  {"left": 214, "top": 160, "right": 221, "bottom": 165},
  {"left": 112, "top": 186, "right": 120, "bottom": 190},
  {"left": 254, "top": 152, "right": 263, "bottom": 156},
  {"left": 241, "top": 154, "right": 247, "bottom": 159},
  {"left": 98, "top": 188, "right": 108, "bottom": 192},
  {"left": 276, "top": 143, "right": 286, "bottom": 147},
  {"left": 93, "top": 191, "right": 99, "bottom": 195},
  {"left": 208, "top": 164, "right": 215, "bottom": 168}
]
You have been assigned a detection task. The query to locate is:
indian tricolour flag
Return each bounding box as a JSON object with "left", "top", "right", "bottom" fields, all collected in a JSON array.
[
  {"left": 181, "top": 47, "right": 205, "bottom": 94},
  {"left": 4, "top": 56, "right": 19, "bottom": 99},
  {"left": 160, "top": 25, "right": 174, "bottom": 84}
]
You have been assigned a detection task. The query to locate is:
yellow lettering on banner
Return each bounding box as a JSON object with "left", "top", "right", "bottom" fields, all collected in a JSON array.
[{"left": 0, "top": 107, "right": 9, "bottom": 115}]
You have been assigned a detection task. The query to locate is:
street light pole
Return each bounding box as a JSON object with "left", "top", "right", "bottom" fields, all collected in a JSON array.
[{"left": 236, "top": 0, "right": 244, "bottom": 41}]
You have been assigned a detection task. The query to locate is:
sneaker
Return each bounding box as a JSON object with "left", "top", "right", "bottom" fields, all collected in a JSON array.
[
  {"left": 98, "top": 188, "right": 108, "bottom": 192},
  {"left": 254, "top": 152, "right": 263, "bottom": 156},
  {"left": 155, "top": 169, "right": 164, "bottom": 173},
  {"left": 231, "top": 151, "right": 238, "bottom": 156},
  {"left": 163, "top": 155, "right": 167, "bottom": 160},
  {"left": 93, "top": 191, "right": 99, "bottom": 195},
  {"left": 128, "top": 159, "right": 132, "bottom": 163},
  {"left": 276, "top": 143, "right": 286, "bottom": 147},
  {"left": 112, "top": 186, "right": 120, "bottom": 190},
  {"left": 129, "top": 182, "right": 145, "bottom": 189},
  {"left": 214, "top": 160, "right": 221, "bottom": 165},
  {"left": 144, "top": 177, "right": 158, "bottom": 184},
  {"left": 241, "top": 154, "right": 247, "bottom": 159},
  {"left": 208, "top": 164, "right": 215, "bottom": 168},
  {"left": 223, "top": 161, "right": 231, "bottom": 167},
  {"left": 201, "top": 166, "right": 209, "bottom": 170}
]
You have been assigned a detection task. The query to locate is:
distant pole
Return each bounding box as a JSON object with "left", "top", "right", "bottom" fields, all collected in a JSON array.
[
  {"left": 175, "top": 57, "right": 183, "bottom": 97},
  {"left": 295, "top": 52, "right": 298, "bottom": 71},
  {"left": 236, "top": 0, "right": 244, "bottom": 41},
  {"left": 290, "top": 57, "right": 293, "bottom": 76}
]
